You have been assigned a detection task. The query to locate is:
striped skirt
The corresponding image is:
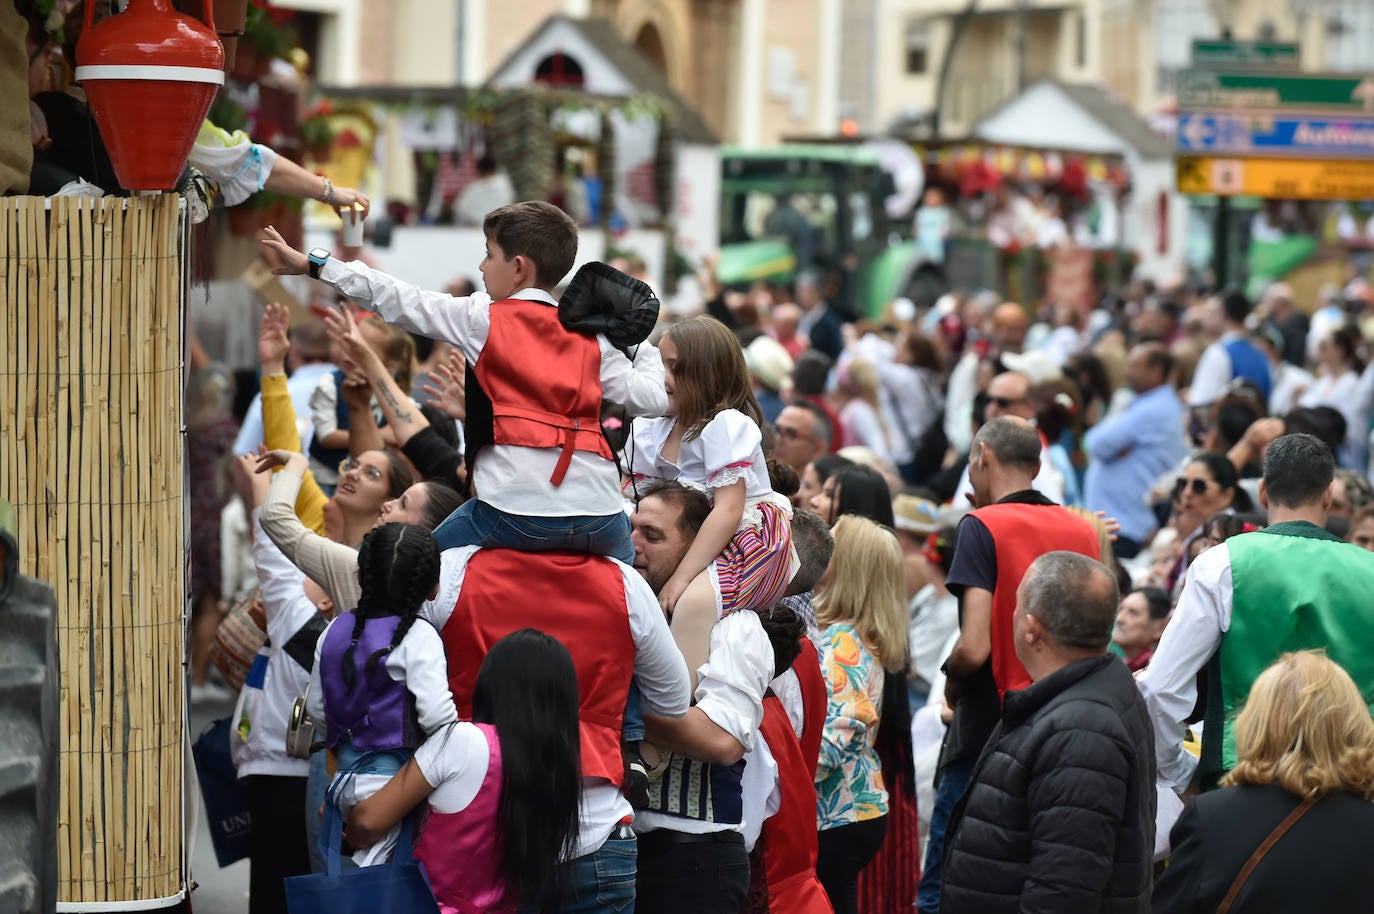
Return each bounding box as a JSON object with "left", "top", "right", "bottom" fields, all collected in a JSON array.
[{"left": 712, "top": 500, "right": 795, "bottom": 616}]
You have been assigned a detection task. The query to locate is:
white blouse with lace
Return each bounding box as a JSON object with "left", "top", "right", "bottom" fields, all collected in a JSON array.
[{"left": 624, "top": 410, "right": 791, "bottom": 530}]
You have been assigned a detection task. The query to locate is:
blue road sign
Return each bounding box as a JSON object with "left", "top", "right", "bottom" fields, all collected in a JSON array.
[{"left": 1178, "top": 112, "right": 1374, "bottom": 157}]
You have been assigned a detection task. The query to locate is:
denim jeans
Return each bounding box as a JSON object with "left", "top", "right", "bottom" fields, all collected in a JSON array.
[
  {"left": 520, "top": 833, "right": 637, "bottom": 914},
  {"left": 623, "top": 683, "right": 644, "bottom": 743},
  {"left": 916, "top": 755, "right": 978, "bottom": 914},
  {"left": 636, "top": 828, "right": 750, "bottom": 914},
  {"left": 305, "top": 751, "right": 330, "bottom": 874},
  {"left": 432, "top": 498, "right": 635, "bottom": 565}
]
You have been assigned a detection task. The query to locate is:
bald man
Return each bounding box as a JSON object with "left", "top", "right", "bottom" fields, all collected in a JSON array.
[
  {"left": 948, "top": 371, "right": 1065, "bottom": 508},
  {"left": 944, "top": 303, "right": 1031, "bottom": 454}
]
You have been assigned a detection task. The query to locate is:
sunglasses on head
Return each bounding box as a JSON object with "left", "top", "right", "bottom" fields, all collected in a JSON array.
[{"left": 1173, "top": 477, "right": 1215, "bottom": 497}]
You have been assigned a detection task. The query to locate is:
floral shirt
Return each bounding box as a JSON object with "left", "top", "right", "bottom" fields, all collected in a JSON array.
[{"left": 815, "top": 622, "right": 888, "bottom": 830}]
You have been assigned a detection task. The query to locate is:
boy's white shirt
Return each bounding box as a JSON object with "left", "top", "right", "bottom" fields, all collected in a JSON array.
[{"left": 320, "top": 259, "right": 667, "bottom": 517}]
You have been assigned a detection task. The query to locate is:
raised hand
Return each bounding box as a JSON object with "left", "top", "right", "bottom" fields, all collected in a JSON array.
[
  {"left": 260, "top": 225, "right": 309, "bottom": 276},
  {"left": 322, "top": 305, "right": 385, "bottom": 380},
  {"left": 423, "top": 349, "right": 467, "bottom": 421},
  {"left": 252, "top": 447, "right": 308, "bottom": 476},
  {"left": 258, "top": 301, "right": 292, "bottom": 375}
]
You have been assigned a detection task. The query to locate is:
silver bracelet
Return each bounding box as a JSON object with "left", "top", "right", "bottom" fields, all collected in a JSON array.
[{"left": 320, "top": 176, "right": 335, "bottom": 205}]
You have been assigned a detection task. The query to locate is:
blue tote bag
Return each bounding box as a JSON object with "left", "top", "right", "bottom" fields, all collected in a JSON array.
[
  {"left": 191, "top": 716, "right": 252, "bottom": 867},
  {"left": 284, "top": 798, "right": 440, "bottom": 914}
]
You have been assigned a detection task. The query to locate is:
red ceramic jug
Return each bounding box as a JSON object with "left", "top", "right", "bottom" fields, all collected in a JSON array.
[{"left": 75, "top": 0, "right": 225, "bottom": 191}]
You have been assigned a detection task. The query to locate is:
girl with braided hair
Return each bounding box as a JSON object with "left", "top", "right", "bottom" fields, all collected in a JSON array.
[
  {"left": 306, "top": 522, "right": 457, "bottom": 866},
  {"left": 349, "top": 629, "right": 584, "bottom": 913}
]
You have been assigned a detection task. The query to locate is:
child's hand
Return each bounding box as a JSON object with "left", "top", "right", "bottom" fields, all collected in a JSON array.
[
  {"left": 237, "top": 452, "right": 272, "bottom": 508},
  {"left": 260, "top": 226, "right": 309, "bottom": 276},
  {"left": 424, "top": 349, "right": 467, "bottom": 421},
  {"left": 1094, "top": 510, "right": 1121, "bottom": 542},
  {"left": 258, "top": 301, "right": 291, "bottom": 374},
  {"left": 253, "top": 448, "right": 308, "bottom": 476},
  {"left": 658, "top": 573, "right": 691, "bottom": 618}
]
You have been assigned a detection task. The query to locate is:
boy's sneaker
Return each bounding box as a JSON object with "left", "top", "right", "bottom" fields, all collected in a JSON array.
[{"left": 623, "top": 746, "right": 651, "bottom": 809}]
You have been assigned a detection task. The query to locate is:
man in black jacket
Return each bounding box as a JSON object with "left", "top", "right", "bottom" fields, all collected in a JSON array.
[{"left": 941, "top": 551, "right": 1156, "bottom": 914}]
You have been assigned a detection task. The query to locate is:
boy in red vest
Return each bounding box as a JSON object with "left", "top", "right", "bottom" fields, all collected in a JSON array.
[
  {"left": 262, "top": 203, "right": 667, "bottom": 803},
  {"left": 261, "top": 202, "right": 667, "bottom": 562}
]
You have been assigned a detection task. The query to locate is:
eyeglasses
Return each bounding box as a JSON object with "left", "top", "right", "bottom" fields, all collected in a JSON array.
[
  {"left": 989, "top": 396, "right": 1028, "bottom": 410},
  {"left": 1173, "top": 477, "right": 1217, "bottom": 497},
  {"left": 338, "top": 457, "right": 384, "bottom": 482},
  {"left": 775, "top": 425, "right": 807, "bottom": 442}
]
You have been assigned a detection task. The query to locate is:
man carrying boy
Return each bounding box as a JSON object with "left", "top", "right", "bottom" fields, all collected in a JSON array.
[{"left": 261, "top": 201, "right": 667, "bottom": 563}]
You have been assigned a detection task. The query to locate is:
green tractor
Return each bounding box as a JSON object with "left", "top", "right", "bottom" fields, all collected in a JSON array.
[
  {"left": 717, "top": 144, "right": 948, "bottom": 321},
  {"left": 0, "top": 499, "right": 59, "bottom": 914}
]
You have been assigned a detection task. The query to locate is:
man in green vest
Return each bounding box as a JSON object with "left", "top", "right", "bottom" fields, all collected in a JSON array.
[{"left": 1140, "top": 433, "right": 1374, "bottom": 794}]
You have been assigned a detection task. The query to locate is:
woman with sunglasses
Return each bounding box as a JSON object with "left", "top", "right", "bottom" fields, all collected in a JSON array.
[{"left": 1165, "top": 453, "right": 1252, "bottom": 595}]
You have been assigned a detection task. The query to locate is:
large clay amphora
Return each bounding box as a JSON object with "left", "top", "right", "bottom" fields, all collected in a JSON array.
[{"left": 75, "top": 0, "right": 225, "bottom": 191}]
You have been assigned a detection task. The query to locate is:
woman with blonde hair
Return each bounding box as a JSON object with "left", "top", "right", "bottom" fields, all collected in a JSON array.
[
  {"left": 813, "top": 514, "right": 910, "bottom": 914},
  {"left": 835, "top": 359, "right": 896, "bottom": 464},
  {"left": 1153, "top": 651, "right": 1374, "bottom": 913}
]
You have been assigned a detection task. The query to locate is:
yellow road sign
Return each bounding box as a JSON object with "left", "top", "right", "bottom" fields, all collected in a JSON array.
[{"left": 1177, "top": 155, "right": 1374, "bottom": 199}]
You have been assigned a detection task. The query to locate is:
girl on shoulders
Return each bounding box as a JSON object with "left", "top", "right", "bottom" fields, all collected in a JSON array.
[{"left": 624, "top": 315, "right": 798, "bottom": 684}]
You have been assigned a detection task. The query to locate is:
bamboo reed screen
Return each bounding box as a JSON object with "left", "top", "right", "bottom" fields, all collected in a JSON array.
[{"left": 0, "top": 195, "right": 186, "bottom": 905}]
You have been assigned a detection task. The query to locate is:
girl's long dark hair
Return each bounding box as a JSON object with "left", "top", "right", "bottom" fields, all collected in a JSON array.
[
  {"left": 415, "top": 481, "right": 465, "bottom": 531},
  {"left": 831, "top": 464, "right": 896, "bottom": 528},
  {"left": 340, "top": 523, "right": 440, "bottom": 689},
  {"left": 472, "top": 629, "right": 582, "bottom": 911}
]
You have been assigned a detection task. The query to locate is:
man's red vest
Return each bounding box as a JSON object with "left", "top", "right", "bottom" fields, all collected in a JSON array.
[
  {"left": 971, "top": 502, "right": 1100, "bottom": 696},
  {"left": 758, "top": 695, "right": 833, "bottom": 914},
  {"left": 794, "top": 638, "right": 827, "bottom": 780},
  {"left": 439, "top": 549, "right": 634, "bottom": 786},
  {"left": 473, "top": 299, "right": 613, "bottom": 486}
]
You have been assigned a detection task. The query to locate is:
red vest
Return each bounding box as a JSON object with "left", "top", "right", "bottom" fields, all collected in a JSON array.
[
  {"left": 440, "top": 550, "right": 634, "bottom": 786},
  {"left": 474, "top": 298, "right": 613, "bottom": 486},
  {"left": 794, "top": 638, "right": 827, "bottom": 780},
  {"left": 758, "top": 695, "right": 833, "bottom": 914},
  {"left": 971, "top": 502, "right": 1100, "bottom": 696}
]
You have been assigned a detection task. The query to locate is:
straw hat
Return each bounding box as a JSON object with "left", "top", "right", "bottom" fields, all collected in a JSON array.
[{"left": 744, "top": 335, "right": 795, "bottom": 392}]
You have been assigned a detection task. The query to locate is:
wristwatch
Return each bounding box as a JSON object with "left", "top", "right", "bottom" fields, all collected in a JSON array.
[{"left": 307, "top": 248, "right": 330, "bottom": 280}]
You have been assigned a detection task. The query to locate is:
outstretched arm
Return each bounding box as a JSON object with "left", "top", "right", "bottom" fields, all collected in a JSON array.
[
  {"left": 324, "top": 307, "right": 430, "bottom": 448},
  {"left": 260, "top": 227, "right": 488, "bottom": 363},
  {"left": 345, "top": 757, "right": 435, "bottom": 848},
  {"left": 258, "top": 302, "right": 327, "bottom": 535},
  {"left": 262, "top": 156, "right": 369, "bottom": 217},
  {"left": 645, "top": 708, "right": 747, "bottom": 766}
]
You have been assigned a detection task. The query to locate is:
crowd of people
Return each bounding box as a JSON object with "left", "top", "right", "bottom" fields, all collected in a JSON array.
[{"left": 183, "top": 197, "right": 1374, "bottom": 914}]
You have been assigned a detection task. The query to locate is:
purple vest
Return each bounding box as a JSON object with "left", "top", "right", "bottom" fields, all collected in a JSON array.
[
  {"left": 416, "top": 722, "right": 509, "bottom": 912},
  {"left": 319, "top": 611, "right": 420, "bottom": 750}
]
